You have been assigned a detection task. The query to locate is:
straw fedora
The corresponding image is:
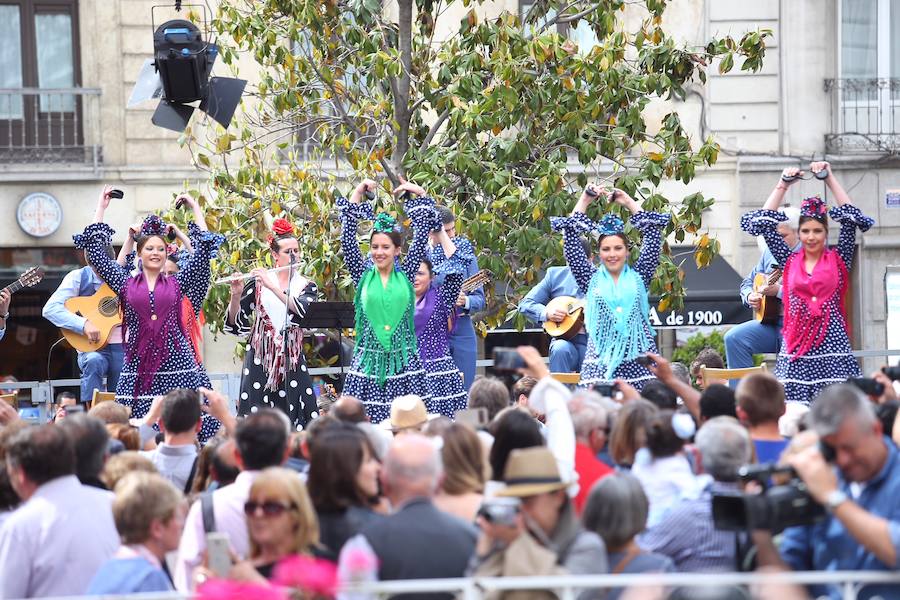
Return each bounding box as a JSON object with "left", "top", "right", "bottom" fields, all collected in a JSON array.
[
  {"left": 379, "top": 394, "right": 439, "bottom": 432},
  {"left": 496, "top": 447, "right": 571, "bottom": 497}
]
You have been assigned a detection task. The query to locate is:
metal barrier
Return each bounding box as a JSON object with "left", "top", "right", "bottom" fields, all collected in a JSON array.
[{"left": 25, "top": 570, "right": 900, "bottom": 600}]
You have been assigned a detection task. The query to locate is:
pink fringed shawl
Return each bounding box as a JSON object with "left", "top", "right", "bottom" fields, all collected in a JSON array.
[{"left": 782, "top": 248, "right": 849, "bottom": 359}]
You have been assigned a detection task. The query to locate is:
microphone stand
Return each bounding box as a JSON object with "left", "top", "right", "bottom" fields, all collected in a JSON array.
[{"left": 282, "top": 253, "right": 295, "bottom": 417}]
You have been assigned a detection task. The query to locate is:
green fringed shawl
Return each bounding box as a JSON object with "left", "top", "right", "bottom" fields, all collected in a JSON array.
[
  {"left": 354, "top": 268, "right": 419, "bottom": 386},
  {"left": 584, "top": 264, "right": 654, "bottom": 379}
]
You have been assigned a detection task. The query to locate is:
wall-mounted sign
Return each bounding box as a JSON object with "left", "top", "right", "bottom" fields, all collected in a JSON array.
[
  {"left": 886, "top": 189, "right": 900, "bottom": 209},
  {"left": 17, "top": 192, "right": 63, "bottom": 238}
]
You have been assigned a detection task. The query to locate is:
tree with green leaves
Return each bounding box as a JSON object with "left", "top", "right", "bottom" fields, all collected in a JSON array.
[{"left": 182, "top": 0, "right": 770, "bottom": 338}]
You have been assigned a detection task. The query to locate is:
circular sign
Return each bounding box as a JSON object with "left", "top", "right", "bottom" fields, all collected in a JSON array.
[{"left": 17, "top": 192, "right": 63, "bottom": 238}]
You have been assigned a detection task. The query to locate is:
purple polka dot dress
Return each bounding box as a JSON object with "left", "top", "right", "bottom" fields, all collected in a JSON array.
[
  {"left": 741, "top": 205, "right": 874, "bottom": 405},
  {"left": 337, "top": 196, "right": 433, "bottom": 423},
  {"left": 414, "top": 239, "right": 472, "bottom": 417},
  {"left": 74, "top": 222, "right": 224, "bottom": 444},
  {"left": 551, "top": 211, "right": 670, "bottom": 390}
]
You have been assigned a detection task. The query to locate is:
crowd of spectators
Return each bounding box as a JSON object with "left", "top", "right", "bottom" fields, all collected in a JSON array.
[{"left": 0, "top": 345, "right": 899, "bottom": 599}]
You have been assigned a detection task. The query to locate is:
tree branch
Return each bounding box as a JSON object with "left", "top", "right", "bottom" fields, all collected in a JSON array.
[
  {"left": 420, "top": 109, "right": 450, "bottom": 151},
  {"left": 394, "top": 0, "right": 414, "bottom": 180}
]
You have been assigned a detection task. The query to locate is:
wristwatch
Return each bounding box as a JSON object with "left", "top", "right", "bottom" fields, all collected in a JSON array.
[{"left": 825, "top": 489, "right": 848, "bottom": 512}]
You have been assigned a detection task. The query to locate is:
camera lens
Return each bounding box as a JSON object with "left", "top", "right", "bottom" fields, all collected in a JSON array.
[{"left": 882, "top": 366, "right": 900, "bottom": 381}]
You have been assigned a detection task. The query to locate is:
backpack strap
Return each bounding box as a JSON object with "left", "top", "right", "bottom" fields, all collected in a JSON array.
[
  {"left": 183, "top": 455, "right": 199, "bottom": 495},
  {"left": 201, "top": 490, "right": 216, "bottom": 534}
]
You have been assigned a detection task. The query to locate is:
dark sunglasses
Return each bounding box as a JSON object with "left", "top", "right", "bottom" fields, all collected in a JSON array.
[{"left": 243, "top": 500, "right": 295, "bottom": 517}]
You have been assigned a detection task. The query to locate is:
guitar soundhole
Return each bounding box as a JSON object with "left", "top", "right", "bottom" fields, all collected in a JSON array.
[{"left": 98, "top": 297, "right": 120, "bottom": 318}]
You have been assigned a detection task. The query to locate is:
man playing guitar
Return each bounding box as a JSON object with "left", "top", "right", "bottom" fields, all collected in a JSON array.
[
  {"left": 724, "top": 205, "right": 801, "bottom": 376},
  {"left": 43, "top": 186, "right": 125, "bottom": 403},
  {"left": 518, "top": 238, "right": 592, "bottom": 373}
]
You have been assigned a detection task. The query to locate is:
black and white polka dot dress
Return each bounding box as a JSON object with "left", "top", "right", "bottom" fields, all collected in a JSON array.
[
  {"left": 75, "top": 222, "right": 224, "bottom": 444},
  {"left": 741, "top": 205, "right": 874, "bottom": 404},
  {"left": 552, "top": 211, "right": 670, "bottom": 390},
  {"left": 225, "top": 278, "right": 319, "bottom": 430}
]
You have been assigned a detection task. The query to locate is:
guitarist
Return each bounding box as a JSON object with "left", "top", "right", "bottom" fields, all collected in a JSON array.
[
  {"left": 0, "top": 288, "right": 10, "bottom": 342},
  {"left": 429, "top": 206, "right": 485, "bottom": 391},
  {"left": 723, "top": 206, "right": 800, "bottom": 375},
  {"left": 518, "top": 238, "right": 592, "bottom": 373},
  {"left": 42, "top": 188, "right": 124, "bottom": 403}
]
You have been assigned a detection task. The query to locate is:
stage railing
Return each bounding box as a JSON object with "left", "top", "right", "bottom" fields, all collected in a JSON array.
[{"left": 22, "top": 570, "right": 900, "bottom": 600}]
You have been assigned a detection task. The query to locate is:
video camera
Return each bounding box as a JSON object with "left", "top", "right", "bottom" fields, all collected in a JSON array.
[{"left": 712, "top": 462, "right": 827, "bottom": 534}]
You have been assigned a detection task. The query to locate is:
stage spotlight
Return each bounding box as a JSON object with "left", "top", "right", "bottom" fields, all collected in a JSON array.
[{"left": 128, "top": 11, "right": 246, "bottom": 132}]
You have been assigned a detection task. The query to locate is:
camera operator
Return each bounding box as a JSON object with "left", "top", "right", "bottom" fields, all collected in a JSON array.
[{"left": 753, "top": 384, "right": 900, "bottom": 598}]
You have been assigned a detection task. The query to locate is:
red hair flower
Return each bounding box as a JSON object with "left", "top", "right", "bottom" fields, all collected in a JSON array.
[{"left": 272, "top": 218, "right": 295, "bottom": 236}]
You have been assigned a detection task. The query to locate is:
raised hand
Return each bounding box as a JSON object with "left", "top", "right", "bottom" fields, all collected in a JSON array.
[
  {"left": 351, "top": 178, "right": 378, "bottom": 204},
  {"left": 393, "top": 180, "right": 426, "bottom": 198}
]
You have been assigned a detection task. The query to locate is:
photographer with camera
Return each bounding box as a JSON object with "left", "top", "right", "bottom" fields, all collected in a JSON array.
[
  {"left": 470, "top": 446, "right": 608, "bottom": 600},
  {"left": 753, "top": 384, "right": 900, "bottom": 599}
]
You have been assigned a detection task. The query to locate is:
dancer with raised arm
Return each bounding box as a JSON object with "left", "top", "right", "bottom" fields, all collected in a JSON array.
[
  {"left": 551, "top": 186, "right": 670, "bottom": 390},
  {"left": 413, "top": 229, "right": 471, "bottom": 417},
  {"left": 741, "top": 162, "right": 874, "bottom": 405},
  {"left": 225, "top": 218, "right": 320, "bottom": 430},
  {"left": 74, "top": 187, "right": 224, "bottom": 442},
  {"left": 338, "top": 179, "right": 435, "bottom": 421}
]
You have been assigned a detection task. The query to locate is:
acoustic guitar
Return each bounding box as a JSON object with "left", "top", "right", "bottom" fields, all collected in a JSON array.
[
  {"left": 753, "top": 269, "right": 783, "bottom": 325},
  {"left": 62, "top": 283, "right": 122, "bottom": 352},
  {"left": 447, "top": 270, "right": 492, "bottom": 331},
  {"left": 1, "top": 266, "right": 44, "bottom": 300},
  {"left": 543, "top": 295, "right": 586, "bottom": 340}
]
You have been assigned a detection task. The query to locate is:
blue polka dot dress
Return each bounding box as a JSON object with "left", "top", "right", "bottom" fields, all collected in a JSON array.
[
  {"left": 75, "top": 222, "right": 224, "bottom": 444},
  {"left": 337, "top": 195, "right": 432, "bottom": 423},
  {"left": 741, "top": 205, "right": 874, "bottom": 405},
  {"left": 415, "top": 239, "right": 472, "bottom": 417},
  {"left": 551, "top": 210, "right": 670, "bottom": 390},
  {"left": 224, "top": 278, "right": 320, "bottom": 431}
]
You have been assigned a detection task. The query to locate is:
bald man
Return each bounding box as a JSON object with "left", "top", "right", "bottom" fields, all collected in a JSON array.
[
  {"left": 332, "top": 395, "right": 367, "bottom": 423},
  {"left": 338, "top": 434, "right": 476, "bottom": 595}
]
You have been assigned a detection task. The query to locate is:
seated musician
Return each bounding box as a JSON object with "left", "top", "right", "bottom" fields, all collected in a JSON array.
[
  {"left": 0, "top": 287, "right": 9, "bottom": 342},
  {"left": 724, "top": 206, "right": 800, "bottom": 372},
  {"left": 43, "top": 188, "right": 124, "bottom": 403},
  {"left": 518, "top": 238, "right": 592, "bottom": 373}
]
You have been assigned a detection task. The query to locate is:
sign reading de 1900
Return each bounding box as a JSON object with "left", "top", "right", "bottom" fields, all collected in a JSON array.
[{"left": 649, "top": 299, "right": 751, "bottom": 329}]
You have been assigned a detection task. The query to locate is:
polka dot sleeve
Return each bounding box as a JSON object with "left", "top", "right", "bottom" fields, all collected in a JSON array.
[
  {"left": 176, "top": 229, "right": 225, "bottom": 313},
  {"left": 337, "top": 196, "right": 375, "bottom": 286},
  {"left": 551, "top": 213, "right": 597, "bottom": 295},
  {"left": 433, "top": 238, "right": 473, "bottom": 312},
  {"left": 288, "top": 281, "right": 319, "bottom": 326},
  {"left": 630, "top": 211, "right": 670, "bottom": 288},
  {"left": 224, "top": 280, "right": 255, "bottom": 337},
  {"left": 73, "top": 223, "right": 129, "bottom": 294},
  {"left": 830, "top": 205, "right": 875, "bottom": 269},
  {"left": 741, "top": 209, "right": 792, "bottom": 268},
  {"left": 401, "top": 195, "right": 439, "bottom": 283}
]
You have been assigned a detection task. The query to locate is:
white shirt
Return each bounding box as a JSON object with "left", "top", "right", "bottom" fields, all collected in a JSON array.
[
  {"left": 141, "top": 442, "right": 198, "bottom": 493},
  {"left": 0, "top": 475, "right": 119, "bottom": 598},
  {"left": 173, "top": 470, "right": 259, "bottom": 592}
]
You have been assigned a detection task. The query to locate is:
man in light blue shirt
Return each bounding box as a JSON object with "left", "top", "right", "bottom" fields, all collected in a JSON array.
[
  {"left": 753, "top": 384, "right": 900, "bottom": 600},
  {"left": 724, "top": 206, "right": 800, "bottom": 376},
  {"left": 0, "top": 424, "right": 119, "bottom": 598},
  {"left": 42, "top": 249, "right": 124, "bottom": 402},
  {"left": 518, "top": 238, "right": 591, "bottom": 373}
]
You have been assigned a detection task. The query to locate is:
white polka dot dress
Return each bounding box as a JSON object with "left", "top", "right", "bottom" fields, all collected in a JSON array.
[
  {"left": 224, "top": 278, "right": 319, "bottom": 430},
  {"left": 741, "top": 205, "right": 874, "bottom": 404},
  {"left": 414, "top": 239, "right": 472, "bottom": 417},
  {"left": 337, "top": 195, "right": 432, "bottom": 423},
  {"left": 74, "top": 221, "right": 224, "bottom": 444},
  {"left": 551, "top": 211, "right": 670, "bottom": 390}
]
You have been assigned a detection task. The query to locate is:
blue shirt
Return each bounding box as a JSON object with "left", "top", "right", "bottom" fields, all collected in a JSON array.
[
  {"left": 87, "top": 557, "right": 173, "bottom": 594},
  {"left": 518, "top": 266, "right": 582, "bottom": 324},
  {"left": 42, "top": 266, "right": 104, "bottom": 335},
  {"left": 739, "top": 243, "right": 801, "bottom": 307},
  {"left": 780, "top": 437, "right": 900, "bottom": 600},
  {"left": 754, "top": 438, "right": 789, "bottom": 464}
]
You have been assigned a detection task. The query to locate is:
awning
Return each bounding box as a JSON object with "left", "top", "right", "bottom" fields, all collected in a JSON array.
[{"left": 650, "top": 246, "right": 752, "bottom": 328}]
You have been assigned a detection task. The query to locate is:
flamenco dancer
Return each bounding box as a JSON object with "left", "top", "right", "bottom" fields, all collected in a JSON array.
[
  {"left": 75, "top": 187, "right": 224, "bottom": 442},
  {"left": 741, "top": 161, "right": 873, "bottom": 404},
  {"left": 551, "top": 186, "right": 670, "bottom": 390},
  {"left": 225, "top": 218, "right": 320, "bottom": 430},
  {"left": 338, "top": 178, "right": 434, "bottom": 422},
  {"left": 413, "top": 227, "right": 471, "bottom": 417}
]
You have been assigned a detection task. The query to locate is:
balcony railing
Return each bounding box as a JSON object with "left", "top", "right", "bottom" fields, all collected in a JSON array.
[
  {"left": 0, "top": 87, "right": 103, "bottom": 168},
  {"left": 824, "top": 78, "right": 900, "bottom": 154}
]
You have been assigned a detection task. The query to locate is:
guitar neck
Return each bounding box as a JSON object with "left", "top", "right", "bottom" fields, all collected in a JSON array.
[
  {"left": 1, "top": 281, "right": 24, "bottom": 296},
  {"left": 461, "top": 272, "right": 489, "bottom": 294}
]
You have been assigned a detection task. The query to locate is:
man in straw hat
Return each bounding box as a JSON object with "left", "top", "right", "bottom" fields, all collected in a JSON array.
[
  {"left": 470, "top": 446, "right": 608, "bottom": 599},
  {"left": 379, "top": 394, "right": 440, "bottom": 435}
]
